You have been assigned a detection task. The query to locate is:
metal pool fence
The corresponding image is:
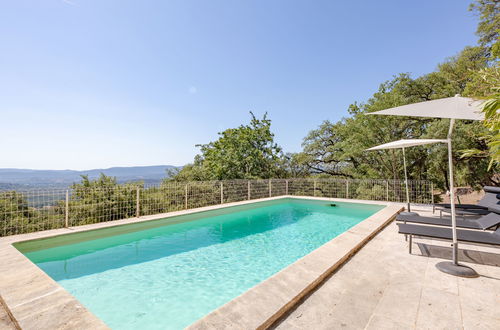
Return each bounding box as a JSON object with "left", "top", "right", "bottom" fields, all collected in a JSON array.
[{"left": 0, "top": 178, "right": 433, "bottom": 237}]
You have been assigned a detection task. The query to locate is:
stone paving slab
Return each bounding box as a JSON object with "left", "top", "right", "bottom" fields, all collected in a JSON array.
[
  {"left": 0, "top": 296, "right": 18, "bottom": 330},
  {"left": 273, "top": 207, "right": 500, "bottom": 330}
]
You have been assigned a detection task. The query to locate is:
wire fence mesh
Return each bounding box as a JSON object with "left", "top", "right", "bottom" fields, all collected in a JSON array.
[{"left": 0, "top": 178, "right": 433, "bottom": 237}]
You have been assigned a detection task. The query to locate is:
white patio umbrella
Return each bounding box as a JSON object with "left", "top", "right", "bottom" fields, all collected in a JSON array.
[
  {"left": 370, "top": 96, "right": 484, "bottom": 120},
  {"left": 369, "top": 95, "right": 484, "bottom": 278},
  {"left": 367, "top": 139, "right": 447, "bottom": 214}
]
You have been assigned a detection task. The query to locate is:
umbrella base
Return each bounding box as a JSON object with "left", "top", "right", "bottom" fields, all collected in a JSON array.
[
  {"left": 399, "top": 211, "right": 419, "bottom": 217},
  {"left": 435, "top": 261, "right": 478, "bottom": 278}
]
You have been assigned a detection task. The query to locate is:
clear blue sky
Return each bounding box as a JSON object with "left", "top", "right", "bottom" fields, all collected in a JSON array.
[{"left": 1, "top": 0, "right": 478, "bottom": 170}]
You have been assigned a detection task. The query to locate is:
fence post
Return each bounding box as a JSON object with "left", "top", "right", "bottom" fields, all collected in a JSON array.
[
  {"left": 346, "top": 180, "right": 349, "bottom": 199},
  {"left": 431, "top": 182, "right": 434, "bottom": 205},
  {"left": 386, "top": 181, "right": 389, "bottom": 201},
  {"left": 313, "top": 180, "right": 317, "bottom": 197},
  {"left": 269, "top": 179, "right": 272, "bottom": 197},
  {"left": 285, "top": 179, "right": 289, "bottom": 195},
  {"left": 220, "top": 182, "right": 224, "bottom": 204},
  {"left": 65, "top": 190, "right": 69, "bottom": 228},
  {"left": 184, "top": 184, "right": 188, "bottom": 209},
  {"left": 248, "top": 181, "right": 251, "bottom": 200},
  {"left": 136, "top": 187, "right": 140, "bottom": 217}
]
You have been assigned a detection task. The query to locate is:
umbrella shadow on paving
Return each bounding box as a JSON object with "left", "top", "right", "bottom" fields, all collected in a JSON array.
[{"left": 416, "top": 242, "right": 500, "bottom": 267}]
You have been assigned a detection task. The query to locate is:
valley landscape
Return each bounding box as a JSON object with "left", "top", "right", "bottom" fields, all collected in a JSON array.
[{"left": 0, "top": 165, "right": 178, "bottom": 190}]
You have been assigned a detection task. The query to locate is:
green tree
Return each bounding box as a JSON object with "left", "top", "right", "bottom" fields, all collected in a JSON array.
[
  {"left": 461, "top": 91, "right": 500, "bottom": 170},
  {"left": 277, "top": 152, "right": 310, "bottom": 178},
  {"left": 68, "top": 174, "right": 139, "bottom": 225},
  {"left": 0, "top": 191, "right": 32, "bottom": 236},
  {"left": 438, "top": 46, "right": 489, "bottom": 92},
  {"left": 461, "top": 0, "right": 500, "bottom": 169},
  {"left": 481, "top": 93, "right": 500, "bottom": 166},
  {"left": 0, "top": 190, "right": 61, "bottom": 236},
  {"left": 298, "top": 45, "right": 496, "bottom": 190},
  {"left": 171, "top": 113, "right": 285, "bottom": 180},
  {"left": 299, "top": 74, "right": 436, "bottom": 181},
  {"left": 469, "top": 0, "right": 500, "bottom": 57}
]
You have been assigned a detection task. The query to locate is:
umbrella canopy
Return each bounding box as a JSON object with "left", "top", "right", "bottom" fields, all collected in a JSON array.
[
  {"left": 366, "top": 139, "right": 447, "bottom": 213},
  {"left": 368, "top": 95, "right": 484, "bottom": 120},
  {"left": 367, "top": 139, "right": 447, "bottom": 151}
]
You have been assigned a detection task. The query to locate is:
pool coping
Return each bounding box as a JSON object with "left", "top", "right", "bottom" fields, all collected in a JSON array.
[{"left": 0, "top": 196, "right": 402, "bottom": 329}]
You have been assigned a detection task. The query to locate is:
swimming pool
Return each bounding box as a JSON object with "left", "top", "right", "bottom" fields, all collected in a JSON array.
[{"left": 16, "top": 198, "right": 383, "bottom": 329}]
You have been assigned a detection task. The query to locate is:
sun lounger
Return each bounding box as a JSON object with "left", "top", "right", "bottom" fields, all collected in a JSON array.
[
  {"left": 433, "top": 186, "right": 500, "bottom": 211},
  {"left": 397, "top": 223, "right": 500, "bottom": 253},
  {"left": 437, "top": 207, "right": 490, "bottom": 218},
  {"left": 396, "top": 212, "right": 500, "bottom": 230}
]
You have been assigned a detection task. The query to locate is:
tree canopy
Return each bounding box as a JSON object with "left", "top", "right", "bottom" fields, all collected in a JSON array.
[
  {"left": 470, "top": 0, "right": 500, "bottom": 57},
  {"left": 170, "top": 113, "right": 287, "bottom": 181},
  {"left": 298, "top": 47, "right": 497, "bottom": 189}
]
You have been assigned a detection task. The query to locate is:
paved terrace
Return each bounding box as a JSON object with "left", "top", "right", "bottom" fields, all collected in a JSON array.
[{"left": 273, "top": 206, "right": 500, "bottom": 330}]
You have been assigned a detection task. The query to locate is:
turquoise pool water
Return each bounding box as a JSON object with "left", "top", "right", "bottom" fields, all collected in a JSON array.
[{"left": 18, "top": 198, "right": 383, "bottom": 329}]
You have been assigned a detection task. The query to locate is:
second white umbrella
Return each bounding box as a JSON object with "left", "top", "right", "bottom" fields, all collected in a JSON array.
[{"left": 367, "top": 139, "right": 447, "bottom": 213}]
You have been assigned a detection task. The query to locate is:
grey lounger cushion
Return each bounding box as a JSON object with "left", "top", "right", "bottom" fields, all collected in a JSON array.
[
  {"left": 436, "top": 191, "right": 500, "bottom": 210},
  {"left": 437, "top": 207, "right": 490, "bottom": 216},
  {"left": 396, "top": 213, "right": 500, "bottom": 230},
  {"left": 488, "top": 205, "right": 500, "bottom": 214},
  {"left": 484, "top": 186, "right": 500, "bottom": 194},
  {"left": 436, "top": 203, "right": 487, "bottom": 210},
  {"left": 397, "top": 223, "right": 500, "bottom": 246}
]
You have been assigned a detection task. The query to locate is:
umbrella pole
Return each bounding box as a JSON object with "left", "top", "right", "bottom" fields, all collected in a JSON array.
[
  {"left": 402, "top": 147, "right": 411, "bottom": 212},
  {"left": 436, "top": 119, "right": 478, "bottom": 277},
  {"left": 447, "top": 121, "right": 458, "bottom": 265}
]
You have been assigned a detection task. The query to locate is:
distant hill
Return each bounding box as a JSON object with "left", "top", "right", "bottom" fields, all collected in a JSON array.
[{"left": 0, "top": 165, "right": 179, "bottom": 190}]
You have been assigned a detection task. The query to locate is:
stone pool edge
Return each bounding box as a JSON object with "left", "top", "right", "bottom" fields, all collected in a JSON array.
[
  {"left": 0, "top": 196, "right": 400, "bottom": 329},
  {"left": 186, "top": 202, "right": 403, "bottom": 330}
]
